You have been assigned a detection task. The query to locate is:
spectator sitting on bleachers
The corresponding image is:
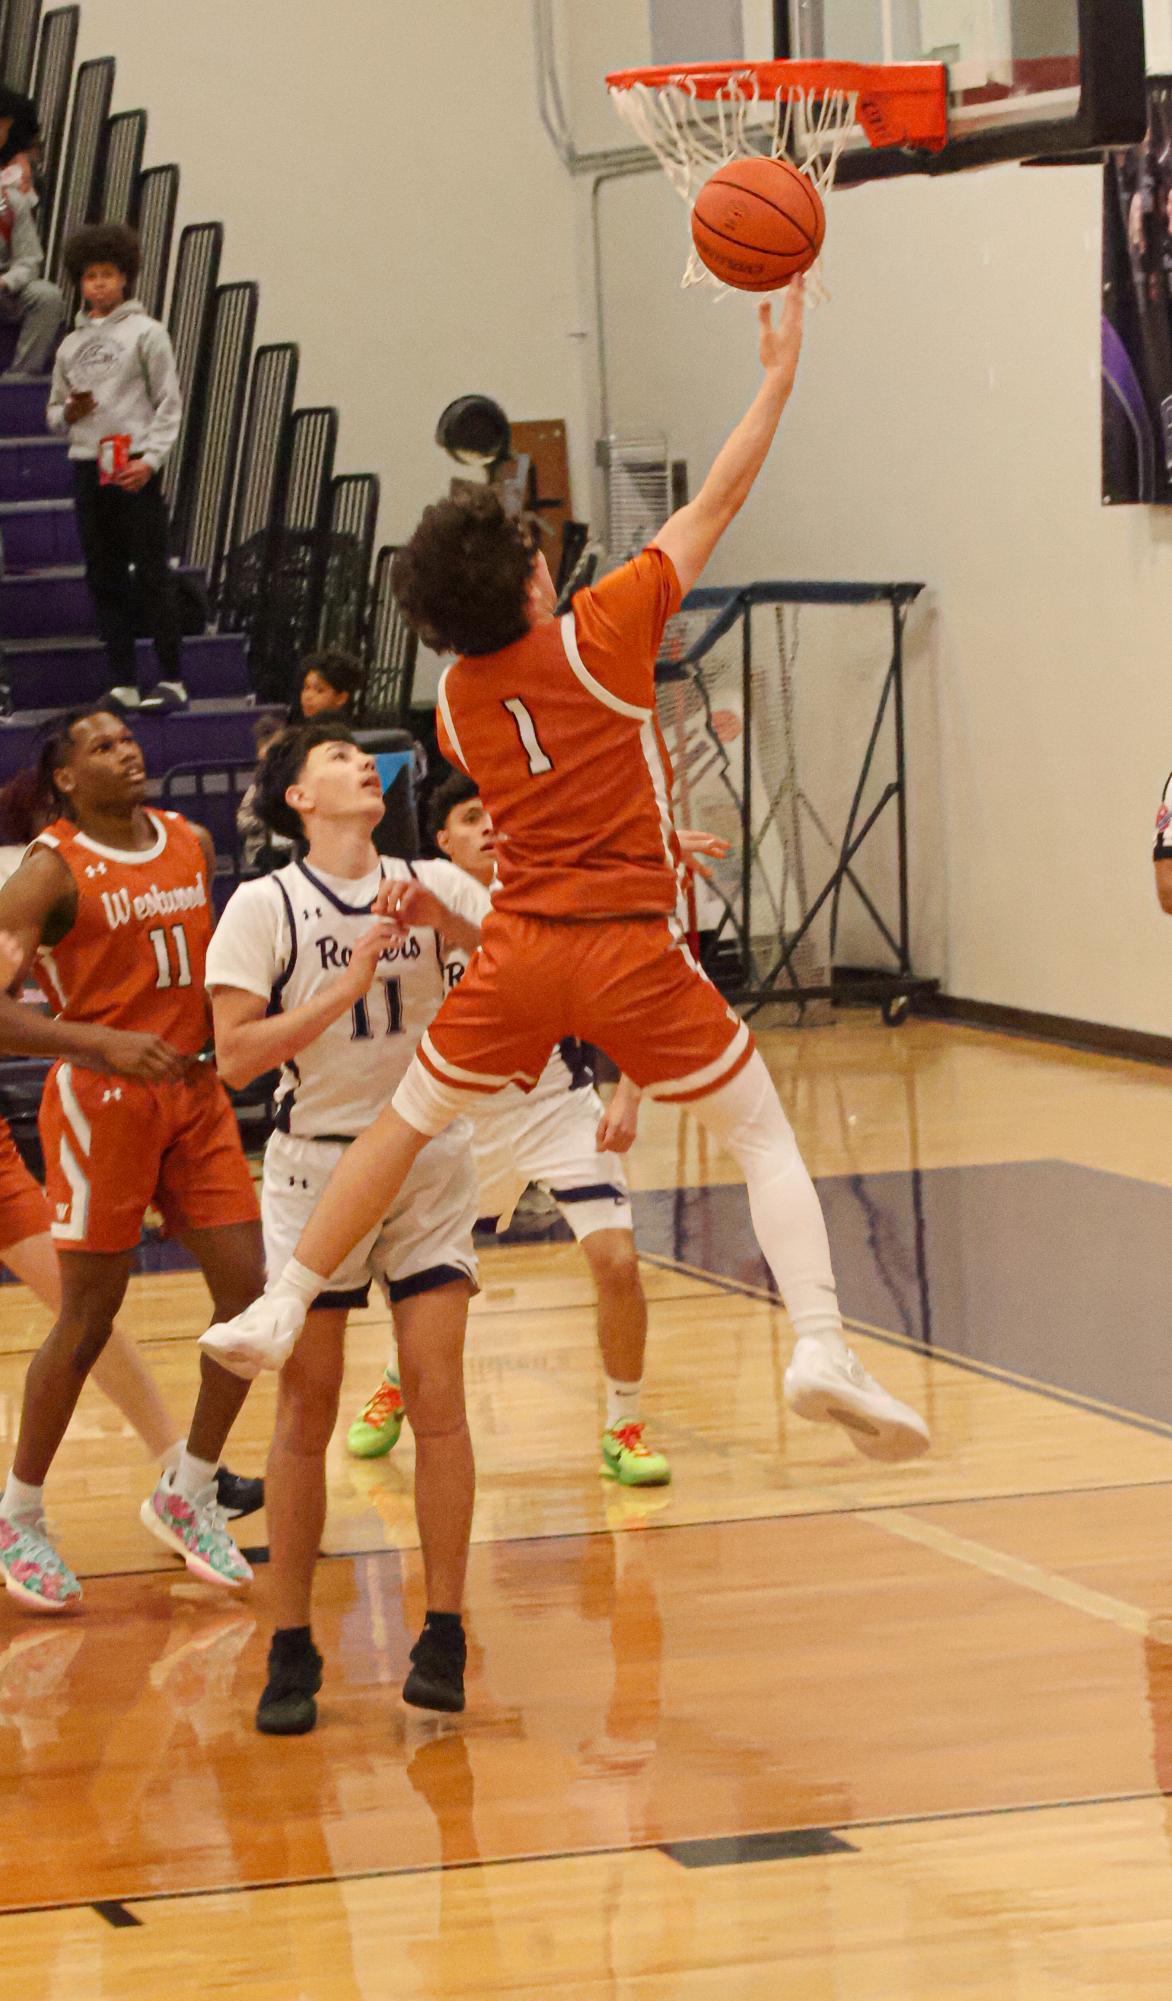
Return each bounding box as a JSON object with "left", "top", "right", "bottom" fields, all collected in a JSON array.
[
  {"left": 0, "top": 88, "right": 40, "bottom": 202},
  {"left": 0, "top": 123, "right": 63, "bottom": 380},
  {"left": 290, "top": 650, "right": 366, "bottom": 723},
  {"left": 237, "top": 715, "right": 295, "bottom": 874}
]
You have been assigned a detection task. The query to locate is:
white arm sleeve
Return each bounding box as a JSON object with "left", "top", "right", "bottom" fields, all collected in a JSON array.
[{"left": 204, "top": 878, "right": 289, "bottom": 999}]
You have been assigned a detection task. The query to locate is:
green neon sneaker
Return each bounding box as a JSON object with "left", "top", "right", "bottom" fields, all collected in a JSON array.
[
  {"left": 600, "top": 1420, "right": 671, "bottom": 1488},
  {"left": 347, "top": 1371, "right": 406, "bottom": 1459}
]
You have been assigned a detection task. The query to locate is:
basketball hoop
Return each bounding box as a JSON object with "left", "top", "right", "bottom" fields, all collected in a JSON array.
[{"left": 606, "top": 60, "right": 948, "bottom": 296}]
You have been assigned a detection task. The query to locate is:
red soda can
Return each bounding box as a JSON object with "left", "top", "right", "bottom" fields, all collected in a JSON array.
[{"left": 98, "top": 434, "right": 131, "bottom": 485}]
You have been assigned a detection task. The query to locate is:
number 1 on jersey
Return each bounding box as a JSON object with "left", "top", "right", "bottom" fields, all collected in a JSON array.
[{"left": 503, "top": 697, "right": 553, "bottom": 776}]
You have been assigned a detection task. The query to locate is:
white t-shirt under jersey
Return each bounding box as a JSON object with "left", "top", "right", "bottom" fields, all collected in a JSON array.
[{"left": 206, "top": 852, "right": 486, "bottom": 1139}]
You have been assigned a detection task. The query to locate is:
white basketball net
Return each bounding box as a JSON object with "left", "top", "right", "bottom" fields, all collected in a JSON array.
[{"left": 609, "top": 73, "right": 858, "bottom": 298}]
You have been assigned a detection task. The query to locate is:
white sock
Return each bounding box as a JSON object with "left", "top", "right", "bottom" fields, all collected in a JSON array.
[
  {"left": 605, "top": 1378, "right": 643, "bottom": 1430},
  {"left": 693, "top": 1050, "right": 847, "bottom": 1357},
  {"left": 2, "top": 1472, "right": 44, "bottom": 1522},
  {"left": 160, "top": 1439, "right": 184, "bottom": 1474},
  {"left": 173, "top": 1448, "right": 218, "bottom": 1504},
  {"left": 274, "top": 1257, "right": 327, "bottom": 1310}
]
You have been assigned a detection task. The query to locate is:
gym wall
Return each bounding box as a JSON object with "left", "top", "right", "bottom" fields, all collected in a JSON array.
[{"left": 70, "top": 0, "right": 597, "bottom": 563}]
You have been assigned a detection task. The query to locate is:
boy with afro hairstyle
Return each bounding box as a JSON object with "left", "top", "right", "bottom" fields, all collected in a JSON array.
[{"left": 48, "top": 224, "right": 185, "bottom": 714}]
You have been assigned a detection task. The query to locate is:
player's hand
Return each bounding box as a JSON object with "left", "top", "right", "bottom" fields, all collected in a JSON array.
[
  {"left": 758, "top": 276, "right": 805, "bottom": 387},
  {"left": 112, "top": 458, "right": 153, "bottom": 493},
  {"left": 93, "top": 1028, "right": 188, "bottom": 1081},
  {"left": 0, "top": 928, "right": 25, "bottom": 992},
  {"left": 341, "top": 919, "right": 403, "bottom": 998},
  {"left": 678, "top": 826, "right": 731, "bottom": 883},
  {"left": 63, "top": 390, "right": 95, "bottom": 424},
  {"left": 373, "top": 877, "right": 446, "bottom": 934},
  {"left": 596, "top": 1076, "right": 643, "bottom": 1155}
]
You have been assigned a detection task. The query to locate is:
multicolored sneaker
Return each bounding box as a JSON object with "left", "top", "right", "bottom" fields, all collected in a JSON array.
[
  {"left": 0, "top": 1513, "right": 81, "bottom": 1613},
  {"left": 139, "top": 1472, "right": 253, "bottom": 1588},
  {"left": 600, "top": 1421, "right": 672, "bottom": 1488},
  {"left": 347, "top": 1371, "right": 406, "bottom": 1459}
]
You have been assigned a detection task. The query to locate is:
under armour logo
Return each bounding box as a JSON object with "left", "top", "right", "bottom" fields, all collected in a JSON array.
[
  {"left": 302, "top": 907, "right": 322, "bottom": 921},
  {"left": 84, "top": 862, "right": 108, "bottom": 878},
  {"left": 101, "top": 1087, "right": 123, "bottom": 1104}
]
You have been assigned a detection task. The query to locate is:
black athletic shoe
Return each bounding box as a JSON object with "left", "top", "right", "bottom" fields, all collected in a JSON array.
[
  {"left": 214, "top": 1467, "right": 265, "bottom": 1521},
  {"left": 403, "top": 1620, "right": 466, "bottom": 1713},
  {"left": 256, "top": 1637, "right": 323, "bottom": 1736}
]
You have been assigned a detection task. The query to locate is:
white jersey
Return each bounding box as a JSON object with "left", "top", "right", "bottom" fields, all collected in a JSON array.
[{"left": 207, "top": 853, "right": 486, "bottom": 1140}]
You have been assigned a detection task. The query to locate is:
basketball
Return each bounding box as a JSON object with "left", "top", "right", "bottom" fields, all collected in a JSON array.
[{"left": 690, "top": 156, "right": 825, "bottom": 291}]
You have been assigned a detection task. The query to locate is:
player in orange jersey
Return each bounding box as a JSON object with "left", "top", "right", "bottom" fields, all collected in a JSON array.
[
  {"left": 205, "top": 287, "right": 929, "bottom": 1468},
  {"left": 0, "top": 1063, "right": 262, "bottom": 1523},
  {"left": 0, "top": 709, "right": 264, "bottom": 1613}
]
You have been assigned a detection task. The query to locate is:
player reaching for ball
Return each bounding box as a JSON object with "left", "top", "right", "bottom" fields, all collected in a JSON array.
[{"left": 203, "top": 285, "right": 929, "bottom": 1469}]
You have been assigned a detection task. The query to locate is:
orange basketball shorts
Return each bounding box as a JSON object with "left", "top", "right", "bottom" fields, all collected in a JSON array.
[
  {"left": 0, "top": 1116, "right": 51, "bottom": 1253},
  {"left": 40, "top": 1059, "right": 259, "bottom": 1255},
  {"left": 419, "top": 910, "right": 755, "bottom": 1106}
]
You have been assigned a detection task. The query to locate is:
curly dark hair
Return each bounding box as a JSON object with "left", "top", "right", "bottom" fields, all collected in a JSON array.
[
  {"left": 63, "top": 222, "right": 141, "bottom": 290},
  {"left": 292, "top": 649, "right": 366, "bottom": 718},
  {"left": 254, "top": 721, "right": 356, "bottom": 843},
  {"left": 391, "top": 488, "right": 537, "bottom": 656},
  {"left": 426, "top": 768, "right": 479, "bottom": 851}
]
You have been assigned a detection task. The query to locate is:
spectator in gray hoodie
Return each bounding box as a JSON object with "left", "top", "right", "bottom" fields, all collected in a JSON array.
[
  {"left": 47, "top": 224, "right": 186, "bottom": 712},
  {"left": 0, "top": 173, "right": 63, "bottom": 378}
]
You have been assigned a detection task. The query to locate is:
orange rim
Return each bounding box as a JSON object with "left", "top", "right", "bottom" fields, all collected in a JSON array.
[{"left": 605, "top": 59, "right": 949, "bottom": 153}]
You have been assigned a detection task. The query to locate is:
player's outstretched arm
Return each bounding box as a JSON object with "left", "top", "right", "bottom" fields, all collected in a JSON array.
[
  {"left": 212, "top": 918, "right": 405, "bottom": 1089},
  {"left": 653, "top": 280, "right": 805, "bottom": 597},
  {"left": 0, "top": 852, "right": 185, "bottom": 1079}
]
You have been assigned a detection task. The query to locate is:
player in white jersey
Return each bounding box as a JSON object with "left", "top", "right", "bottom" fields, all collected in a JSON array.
[
  {"left": 205, "top": 723, "right": 485, "bottom": 1732},
  {"left": 347, "top": 769, "right": 674, "bottom": 1488}
]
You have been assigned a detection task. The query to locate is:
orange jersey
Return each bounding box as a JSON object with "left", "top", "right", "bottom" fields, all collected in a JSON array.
[
  {"left": 436, "top": 547, "right": 684, "bottom": 919},
  {"left": 32, "top": 811, "right": 213, "bottom": 1054}
]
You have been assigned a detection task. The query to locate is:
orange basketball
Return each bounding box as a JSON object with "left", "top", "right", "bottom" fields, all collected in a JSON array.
[{"left": 690, "top": 156, "right": 825, "bottom": 291}]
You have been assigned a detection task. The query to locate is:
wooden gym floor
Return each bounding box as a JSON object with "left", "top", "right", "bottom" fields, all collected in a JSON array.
[{"left": 4, "top": 1017, "right": 1172, "bottom": 1997}]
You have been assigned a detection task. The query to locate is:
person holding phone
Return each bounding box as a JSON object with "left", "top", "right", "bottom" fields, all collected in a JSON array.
[{"left": 47, "top": 224, "right": 185, "bottom": 714}]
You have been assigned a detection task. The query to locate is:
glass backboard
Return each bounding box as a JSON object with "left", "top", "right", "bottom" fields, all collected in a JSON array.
[{"left": 644, "top": 0, "right": 1146, "bottom": 179}]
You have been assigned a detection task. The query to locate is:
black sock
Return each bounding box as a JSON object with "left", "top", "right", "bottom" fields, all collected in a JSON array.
[
  {"left": 270, "top": 1624, "right": 316, "bottom": 1666},
  {"left": 423, "top": 1610, "right": 464, "bottom": 1645}
]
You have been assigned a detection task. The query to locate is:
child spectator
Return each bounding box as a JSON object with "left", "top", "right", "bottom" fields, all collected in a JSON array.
[
  {"left": 47, "top": 224, "right": 185, "bottom": 713},
  {"left": 291, "top": 650, "right": 365, "bottom": 723},
  {"left": 237, "top": 715, "right": 295, "bottom": 873}
]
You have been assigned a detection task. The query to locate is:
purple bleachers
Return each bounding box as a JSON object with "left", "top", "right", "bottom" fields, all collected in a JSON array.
[
  {"left": 0, "top": 372, "right": 266, "bottom": 798},
  {"left": 1, "top": 561, "right": 213, "bottom": 637},
  {"left": 1, "top": 499, "right": 81, "bottom": 567},
  {"left": 4, "top": 632, "right": 252, "bottom": 709},
  {"left": 0, "top": 701, "right": 284, "bottom": 782},
  {"left": 0, "top": 438, "right": 73, "bottom": 501}
]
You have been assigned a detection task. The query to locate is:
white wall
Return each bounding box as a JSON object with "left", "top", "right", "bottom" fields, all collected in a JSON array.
[
  {"left": 70, "top": 1, "right": 595, "bottom": 574},
  {"left": 582, "top": 140, "right": 1172, "bottom": 1033}
]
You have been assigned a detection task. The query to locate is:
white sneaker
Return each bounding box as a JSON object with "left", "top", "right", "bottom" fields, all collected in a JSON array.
[
  {"left": 199, "top": 1292, "right": 307, "bottom": 1379},
  {"left": 139, "top": 680, "right": 188, "bottom": 711},
  {"left": 784, "top": 1336, "right": 930, "bottom": 1463},
  {"left": 107, "top": 684, "right": 141, "bottom": 711}
]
